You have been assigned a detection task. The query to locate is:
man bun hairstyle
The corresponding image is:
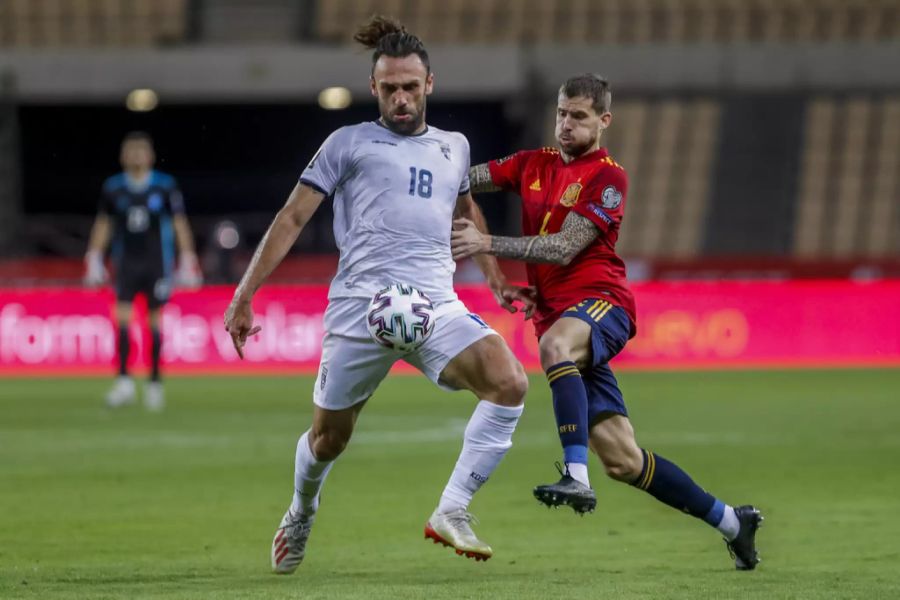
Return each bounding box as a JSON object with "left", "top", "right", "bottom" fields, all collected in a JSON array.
[
  {"left": 354, "top": 15, "right": 430, "bottom": 74},
  {"left": 560, "top": 74, "right": 612, "bottom": 114}
]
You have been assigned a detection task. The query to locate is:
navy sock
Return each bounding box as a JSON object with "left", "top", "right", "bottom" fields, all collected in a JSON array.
[
  {"left": 632, "top": 448, "right": 720, "bottom": 523},
  {"left": 546, "top": 361, "right": 589, "bottom": 465},
  {"left": 117, "top": 324, "right": 130, "bottom": 376},
  {"left": 150, "top": 328, "right": 162, "bottom": 382}
]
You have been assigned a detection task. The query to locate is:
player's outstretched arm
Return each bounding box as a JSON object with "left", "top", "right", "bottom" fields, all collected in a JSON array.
[
  {"left": 452, "top": 211, "right": 599, "bottom": 266},
  {"left": 225, "top": 182, "right": 325, "bottom": 358},
  {"left": 454, "top": 192, "right": 534, "bottom": 316},
  {"left": 468, "top": 163, "right": 502, "bottom": 194},
  {"left": 84, "top": 214, "right": 112, "bottom": 286}
]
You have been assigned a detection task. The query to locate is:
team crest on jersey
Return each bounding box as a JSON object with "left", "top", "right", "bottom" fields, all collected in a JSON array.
[
  {"left": 559, "top": 183, "right": 583, "bottom": 207},
  {"left": 601, "top": 185, "right": 622, "bottom": 209},
  {"left": 147, "top": 193, "right": 163, "bottom": 212},
  {"left": 439, "top": 142, "right": 452, "bottom": 161}
]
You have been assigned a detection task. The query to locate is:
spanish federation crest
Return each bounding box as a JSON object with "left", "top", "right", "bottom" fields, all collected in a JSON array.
[
  {"left": 560, "top": 182, "right": 583, "bottom": 207},
  {"left": 601, "top": 185, "right": 622, "bottom": 209},
  {"left": 439, "top": 142, "right": 452, "bottom": 161}
]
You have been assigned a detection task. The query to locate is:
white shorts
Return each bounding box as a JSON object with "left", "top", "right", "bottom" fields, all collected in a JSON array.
[{"left": 313, "top": 299, "right": 497, "bottom": 411}]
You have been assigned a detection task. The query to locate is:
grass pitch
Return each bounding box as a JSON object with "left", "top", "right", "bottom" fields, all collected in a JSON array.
[{"left": 2, "top": 369, "right": 899, "bottom": 599}]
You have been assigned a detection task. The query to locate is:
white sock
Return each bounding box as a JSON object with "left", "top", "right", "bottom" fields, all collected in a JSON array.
[
  {"left": 437, "top": 400, "right": 524, "bottom": 513},
  {"left": 290, "top": 430, "right": 334, "bottom": 516},
  {"left": 717, "top": 505, "right": 740, "bottom": 540},
  {"left": 566, "top": 462, "right": 590, "bottom": 487}
]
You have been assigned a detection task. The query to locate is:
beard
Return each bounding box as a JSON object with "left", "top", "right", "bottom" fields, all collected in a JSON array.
[
  {"left": 558, "top": 131, "right": 598, "bottom": 158},
  {"left": 380, "top": 101, "right": 426, "bottom": 135}
]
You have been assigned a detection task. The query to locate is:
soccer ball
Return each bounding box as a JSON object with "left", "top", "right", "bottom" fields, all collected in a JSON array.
[{"left": 366, "top": 284, "right": 435, "bottom": 352}]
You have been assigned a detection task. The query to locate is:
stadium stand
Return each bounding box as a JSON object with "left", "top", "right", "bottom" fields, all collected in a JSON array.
[
  {"left": 1, "top": 0, "right": 898, "bottom": 48},
  {"left": 314, "top": 0, "right": 900, "bottom": 44},
  {"left": 0, "top": 0, "right": 189, "bottom": 48},
  {"left": 794, "top": 95, "right": 900, "bottom": 258}
]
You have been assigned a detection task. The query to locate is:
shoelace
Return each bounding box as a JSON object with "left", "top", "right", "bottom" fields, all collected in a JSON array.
[
  {"left": 446, "top": 509, "right": 479, "bottom": 531},
  {"left": 282, "top": 515, "right": 313, "bottom": 547},
  {"left": 724, "top": 539, "right": 736, "bottom": 560}
]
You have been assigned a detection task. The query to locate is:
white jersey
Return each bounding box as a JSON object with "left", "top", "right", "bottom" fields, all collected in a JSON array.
[{"left": 300, "top": 120, "right": 471, "bottom": 318}]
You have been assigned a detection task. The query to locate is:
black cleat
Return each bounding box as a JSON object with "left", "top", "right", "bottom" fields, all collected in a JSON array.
[
  {"left": 533, "top": 463, "right": 597, "bottom": 515},
  {"left": 725, "top": 505, "right": 763, "bottom": 570}
]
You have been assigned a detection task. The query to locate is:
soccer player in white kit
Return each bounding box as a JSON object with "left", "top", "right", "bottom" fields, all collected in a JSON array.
[{"left": 224, "top": 16, "right": 531, "bottom": 573}]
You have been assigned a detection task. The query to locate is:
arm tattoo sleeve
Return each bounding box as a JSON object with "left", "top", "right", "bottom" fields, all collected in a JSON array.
[
  {"left": 489, "top": 212, "right": 599, "bottom": 264},
  {"left": 468, "top": 163, "right": 502, "bottom": 193}
]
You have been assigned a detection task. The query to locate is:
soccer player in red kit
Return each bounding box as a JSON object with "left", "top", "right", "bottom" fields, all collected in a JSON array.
[{"left": 452, "top": 74, "right": 763, "bottom": 570}]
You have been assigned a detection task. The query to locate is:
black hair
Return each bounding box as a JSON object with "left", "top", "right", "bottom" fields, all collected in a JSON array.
[
  {"left": 121, "top": 131, "right": 154, "bottom": 146},
  {"left": 560, "top": 74, "right": 612, "bottom": 114},
  {"left": 353, "top": 15, "right": 430, "bottom": 74}
]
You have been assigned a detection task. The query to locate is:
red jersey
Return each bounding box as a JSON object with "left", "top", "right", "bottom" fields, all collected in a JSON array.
[{"left": 488, "top": 146, "right": 636, "bottom": 338}]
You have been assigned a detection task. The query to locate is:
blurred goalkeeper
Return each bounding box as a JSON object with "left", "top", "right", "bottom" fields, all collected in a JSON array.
[{"left": 84, "top": 131, "right": 202, "bottom": 411}]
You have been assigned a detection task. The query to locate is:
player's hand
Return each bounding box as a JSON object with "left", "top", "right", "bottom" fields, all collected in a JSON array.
[
  {"left": 83, "top": 250, "right": 108, "bottom": 287},
  {"left": 224, "top": 298, "right": 261, "bottom": 360},
  {"left": 175, "top": 252, "right": 203, "bottom": 289},
  {"left": 514, "top": 285, "right": 537, "bottom": 320},
  {"left": 451, "top": 218, "right": 490, "bottom": 260},
  {"left": 491, "top": 281, "right": 537, "bottom": 319}
]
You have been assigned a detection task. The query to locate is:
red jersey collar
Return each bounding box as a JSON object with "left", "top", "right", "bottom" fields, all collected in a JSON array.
[{"left": 558, "top": 146, "right": 608, "bottom": 167}]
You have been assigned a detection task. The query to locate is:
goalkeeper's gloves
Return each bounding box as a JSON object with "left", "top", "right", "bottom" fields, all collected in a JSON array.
[
  {"left": 175, "top": 251, "right": 203, "bottom": 288},
  {"left": 83, "top": 250, "right": 108, "bottom": 287}
]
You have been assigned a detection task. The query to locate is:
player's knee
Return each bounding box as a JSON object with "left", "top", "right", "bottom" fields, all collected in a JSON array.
[
  {"left": 594, "top": 442, "right": 644, "bottom": 483},
  {"left": 484, "top": 362, "right": 528, "bottom": 407},
  {"left": 603, "top": 457, "right": 641, "bottom": 483},
  {"left": 538, "top": 333, "right": 572, "bottom": 370},
  {"left": 309, "top": 427, "right": 349, "bottom": 461}
]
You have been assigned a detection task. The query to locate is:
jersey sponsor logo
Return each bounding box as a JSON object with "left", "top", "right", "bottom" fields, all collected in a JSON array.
[
  {"left": 320, "top": 366, "right": 328, "bottom": 389},
  {"left": 601, "top": 185, "right": 622, "bottom": 209},
  {"left": 126, "top": 205, "right": 150, "bottom": 233},
  {"left": 586, "top": 203, "right": 613, "bottom": 225},
  {"left": 560, "top": 182, "right": 583, "bottom": 206},
  {"left": 371, "top": 139, "right": 397, "bottom": 146},
  {"left": 529, "top": 178, "right": 541, "bottom": 191},
  {"left": 439, "top": 142, "right": 452, "bottom": 161}
]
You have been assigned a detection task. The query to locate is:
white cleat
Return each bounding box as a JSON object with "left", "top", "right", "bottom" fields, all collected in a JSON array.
[
  {"left": 424, "top": 508, "right": 493, "bottom": 561},
  {"left": 105, "top": 376, "right": 136, "bottom": 408},
  {"left": 144, "top": 381, "right": 165, "bottom": 412},
  {"left": 272, "top": 509, "right": 316, "bottom": 574}
]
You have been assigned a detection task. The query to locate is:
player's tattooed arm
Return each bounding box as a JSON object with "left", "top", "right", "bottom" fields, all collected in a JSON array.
[
  {"left": 452, "top": 211, "right": 599, "bottom": 265},
  {"left": 468, "top": 163, "right": 502, "bottom": 193}
]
